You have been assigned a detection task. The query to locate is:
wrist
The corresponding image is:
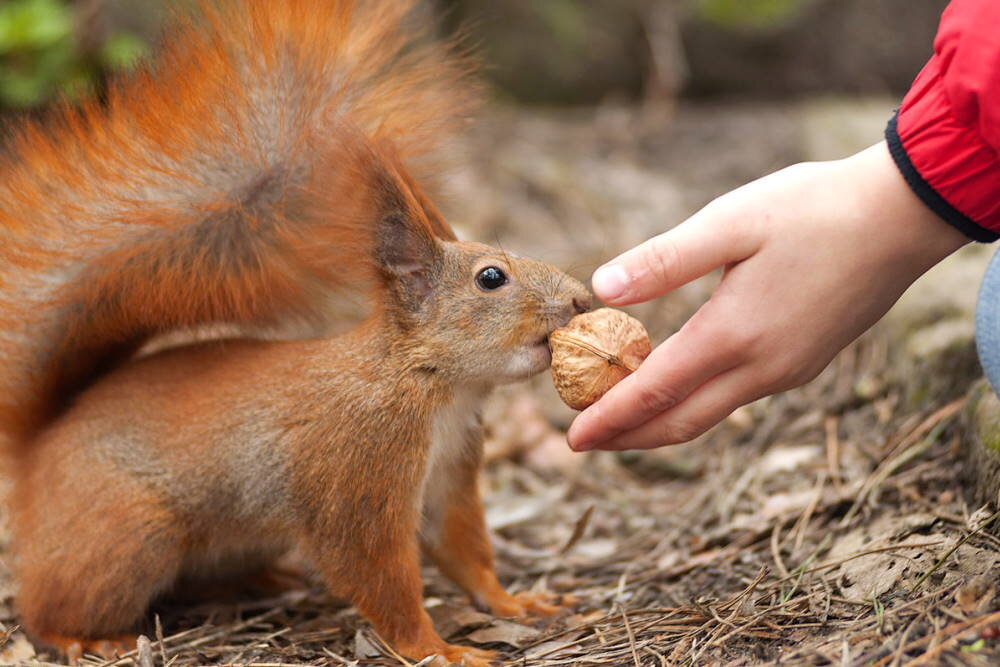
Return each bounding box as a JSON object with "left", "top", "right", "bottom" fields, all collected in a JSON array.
[{"left": 841, "top": 142, "right": 969, "bottom": 272}]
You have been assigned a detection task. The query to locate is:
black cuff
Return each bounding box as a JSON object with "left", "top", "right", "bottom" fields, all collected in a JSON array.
[{"left": 885, "top": 111, "right": 998, "bottom": 243}]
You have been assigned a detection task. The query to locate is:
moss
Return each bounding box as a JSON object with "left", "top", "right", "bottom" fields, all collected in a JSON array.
[
  {"left": 971, "top": 383, "right": 1000, "bottom": 454},
  {"left": 983, "top": 427, "right": 1000, "bottom": 454},
  {"left": 695, "top": 0, "right": 805, "bottom": 30}
]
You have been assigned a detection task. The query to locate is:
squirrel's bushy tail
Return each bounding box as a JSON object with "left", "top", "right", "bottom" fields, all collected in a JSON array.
[{"left": 0, "top": 0, "right": 476, "bottom": 444}]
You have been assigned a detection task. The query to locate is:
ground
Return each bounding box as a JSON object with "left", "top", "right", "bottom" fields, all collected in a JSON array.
[{"left": 2, "top": 98, "right": 999, "bottom": 666}]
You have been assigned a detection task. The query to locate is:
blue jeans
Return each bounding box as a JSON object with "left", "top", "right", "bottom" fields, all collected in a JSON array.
[{"left": 977, "top": 249, "right": 1000, "bottom": 394}]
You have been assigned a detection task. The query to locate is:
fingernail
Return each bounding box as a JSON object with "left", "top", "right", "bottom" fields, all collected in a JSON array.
[{"left": 592, "top": 264, "right": 628, "bottom": 301}]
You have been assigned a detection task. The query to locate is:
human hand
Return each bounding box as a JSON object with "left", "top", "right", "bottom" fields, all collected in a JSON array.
[{"left": 567, "top": 142, "right": 969, "bottom": 451}]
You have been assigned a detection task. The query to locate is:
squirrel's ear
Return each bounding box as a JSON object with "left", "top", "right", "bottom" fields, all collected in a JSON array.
[{"left": 375, "top": 212, "right": 440, "bottom": 309}]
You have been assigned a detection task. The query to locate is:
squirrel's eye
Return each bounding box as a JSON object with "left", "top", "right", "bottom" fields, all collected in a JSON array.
[{"left": 475, "top": 266, "right": 507, "bottom": 291}]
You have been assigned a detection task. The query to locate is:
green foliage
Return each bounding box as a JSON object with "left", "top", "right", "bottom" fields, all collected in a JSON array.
[
  {"left": 0, "top": 0, "right": 149, "bottom": 108},
  {"left": 100, "top": 32, "right": 147, "bottom": 69},
  {"left": 533, "top": 1, "right": 588, "bottom": 53},
  {"left": 961, "top": 639, "right": 986, "bottom": 653},
  {"left": 694, "top": 0, "right": 806, "bottom": 30}
]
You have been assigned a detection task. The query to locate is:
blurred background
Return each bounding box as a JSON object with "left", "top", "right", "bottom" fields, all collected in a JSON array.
[
  {"left": 0, "top": 0, "right": 947, "bottom": 109},
  {"left": 6, "top": 3, "right": 1000, "bottom": 665}
]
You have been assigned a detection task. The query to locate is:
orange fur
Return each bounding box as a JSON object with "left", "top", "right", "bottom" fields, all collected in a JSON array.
[
  {"left": 423, "top": 459, "right": 565, "bottom": 619},
  {"left": 36, "top": 636, "right": 136, "bottom": 663},
  {"left": 0, "top": 0, "right": 476, "bottom": 444},
  {"left": 0, "top": 2, "right": 587, "bottom": 665}
]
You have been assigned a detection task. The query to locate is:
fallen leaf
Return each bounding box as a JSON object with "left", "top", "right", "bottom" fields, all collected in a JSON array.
[
  {"left": 0, "top": 633, "right": 35, "bottom": 663},
  {"left": 570, "top": 538, "right": 618, "bottom": 560},
  {"left": 429, "top": 605, "right": 495, "bottom": 638},
  {"left": 759, "top": 444, "right": 822, "bottom": 474},
  {"left": 524, "top": 634, "right": 585, "bottom": 659},
  {"left": 832, "top": 535, "right": 945, "bottom": 602},
  {"left": 761, "top": 490, "right": 815, "bottom": 519},
  {"left": 559, "top": 505, "right": 594, "bottom": 554},
  {"left": 955, "top": 575, "right": 996, "bottom": 615},
  {"left": 353, "top": 629, "right": 381, "bottom": 659},
  {"left": 466, "top": 620, "right": 541, "bottom": 648},
  {"left": 485, "top": 485, "right": 565, "bottom": 530}
]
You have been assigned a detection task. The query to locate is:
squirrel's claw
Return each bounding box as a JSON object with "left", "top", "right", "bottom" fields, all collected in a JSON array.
[
  {"left": 421, "top": 643, "right": 497, "bottom": 667},
  {"left": 37, "top": 634, "right": 136, "bottom": 665},
  {"left": 487, "top": 590, "right": 577, "bottom": 620}
]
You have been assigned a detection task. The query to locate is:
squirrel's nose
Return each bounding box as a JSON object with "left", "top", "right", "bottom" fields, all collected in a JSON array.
[{"left": 572, "top": 295, "right": 592, "bottom": 314}]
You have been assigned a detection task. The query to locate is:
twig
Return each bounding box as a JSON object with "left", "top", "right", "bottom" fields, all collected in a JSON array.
[
  {"left": 791, "top": 470, "right": 826, "bottom": 551},
  {"left": 618, "top": 605, "right": 641, "bottom": 667},
  {"left": 705, "top": 591, "right": 821, "bottom": 651},
  {"left": 370, "top": 629, "right": 415, "bottom": 667},
  {"left": 825, "top": 415, "right": 842, "bottom": 494},
  {"left": 560, "top": 505, "right": 594, "bottom": 554},
  {"left": 135, "top": 636, "right": 153, "bottom": 667},
  {"left": 155, "top": 616, "right": 167, "bottom": 667},
  {"left": 718, "top": 567, "right": 769, "bottom": 614},
  {"left": 902, "top": 610, "right": 1000, "bottom": 666},
  {"left": 768, "top": 540, "right": 943, "bottom": 590},
  {"left": 841, "top": 401, "right": 961, "bottom": 527},
  {"left": 770, "top": 523, "right": 790, "bottom": 579},
  {"left": 781, "top": 534, "right": 831, "bottom": 603}
]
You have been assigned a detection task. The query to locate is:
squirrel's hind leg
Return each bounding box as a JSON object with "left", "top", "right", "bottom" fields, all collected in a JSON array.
[
  {"left": 35, "top": 635, "right": 136, "bottom": 664},
  {"left": 13, "top": 471, "right": 186, "bottom": 660}
]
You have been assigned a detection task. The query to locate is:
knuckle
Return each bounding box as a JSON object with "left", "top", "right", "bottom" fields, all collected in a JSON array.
[
  {"left": 645, "top": 235, "right": 682, "bottom": 287},
  {"left": 700, "top": 193, "right": 731, "bottom": 218},
  {"left": 635, "top": 381, "right": 684, "bottom": 415},
  {"left": 714, "top": 324, "right": 757, "bottom": 353},
  {"left": 699, "top": 191, "right": 745, "bottom": 233},
  {"left": 662, "top": 418, "right": 707, "bottom": 444},
  {"left": 685, "top": 316, "right": 756, "bottom": 362},
  {"left": 755, "top": 360, "right": 795, "bottom": 392},
  {"left": 758, "top": 356, "right": 821, "bottom": 393},
  {"left": 793, "top": 360, "right": 826, "bottom": 387},
  {"left": 756, "top": 357, "right": 789, "bottom": 384}
]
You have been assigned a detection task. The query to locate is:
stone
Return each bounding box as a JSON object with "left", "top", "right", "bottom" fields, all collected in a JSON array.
[{"left": 962, "top": 381, "right": 1000, "bottom": 530}]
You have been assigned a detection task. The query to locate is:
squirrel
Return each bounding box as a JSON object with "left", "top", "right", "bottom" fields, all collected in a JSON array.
[{"left": 0, "top": 1, "right": 591, "bottom": 665}]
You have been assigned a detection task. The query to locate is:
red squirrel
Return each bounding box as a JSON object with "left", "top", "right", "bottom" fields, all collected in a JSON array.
[{"left": 0, "top": 1, "right": 590, "bottom": 665}]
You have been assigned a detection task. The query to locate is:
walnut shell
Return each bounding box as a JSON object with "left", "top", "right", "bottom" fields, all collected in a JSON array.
[{"left": 549, "top": 308, "right": 651, "bottom": 410}]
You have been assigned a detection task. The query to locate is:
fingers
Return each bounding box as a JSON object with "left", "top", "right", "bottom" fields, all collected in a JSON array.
[
  {"left": 566, "top": 309, "right": 744, "bottom": 451},
  {"left": 592, "top": 200, "right": 760, "bottom": 306},
  {"left": 575, "top": 364, "right": 766, "bottom": 451}
]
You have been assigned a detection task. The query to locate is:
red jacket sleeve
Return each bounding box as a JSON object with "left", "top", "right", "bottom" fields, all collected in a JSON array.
[{"left": 886, "top": 0, "right": 1000, "bottom": 242}]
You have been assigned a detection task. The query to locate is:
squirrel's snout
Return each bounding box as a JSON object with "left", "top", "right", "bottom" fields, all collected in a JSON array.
[
  {"left": 531, "top": 267, "right": 591, "bottom": 332},
  {"left": 547, "top": 276, "right": 592, "bottom": 328}
]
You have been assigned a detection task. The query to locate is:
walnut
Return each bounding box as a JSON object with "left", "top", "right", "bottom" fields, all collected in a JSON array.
[{"left": 549, "top": 308, "right": 651, "bottom": 410}]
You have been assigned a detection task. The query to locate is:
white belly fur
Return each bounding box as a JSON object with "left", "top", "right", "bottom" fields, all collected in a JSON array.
[{"left": 419, "top": 388, "right": 485, "bottom": 543}]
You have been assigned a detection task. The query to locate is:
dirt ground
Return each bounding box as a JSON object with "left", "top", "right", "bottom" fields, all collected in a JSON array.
[{"left": 2, "top": 99, "right": 999, "bottom": 666}]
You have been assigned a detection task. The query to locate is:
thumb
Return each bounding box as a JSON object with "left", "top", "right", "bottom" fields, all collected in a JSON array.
[{"left": 592, "top": 202, "right": 760, "bottom": 305}]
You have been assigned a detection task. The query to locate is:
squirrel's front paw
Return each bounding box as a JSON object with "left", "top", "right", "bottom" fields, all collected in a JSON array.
[{"left": 487, "top": 590, "right": 576, "bottom": 619}]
